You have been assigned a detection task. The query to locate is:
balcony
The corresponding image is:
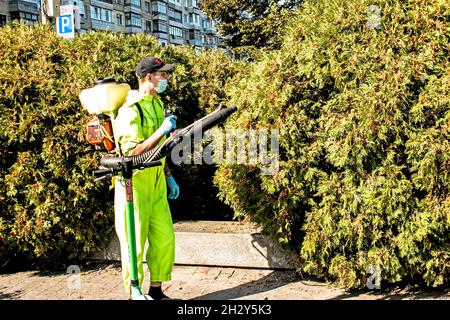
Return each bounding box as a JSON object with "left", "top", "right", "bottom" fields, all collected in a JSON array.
[
  {"left": 8, "top": 0, "right": 39, "bottom": 14},
  {"left": 184, "top": 6, "right": 194, "bottom": 13},
  {"left": 167, "top": 1, "right": 182, "bottom": 11},
  {"left": 152, "top": 3, "right": 167, "bottom": 15},
  {"left": 187, "top": 23, "right": 201, "bottom": 31},
  {"left": 153, "top": 27, "right": 168, "bottom": 34},
  {"left": 169, "top": 34, "right": 184, "bottom": 45},
  {"left": 123, "top": 0, "right": 141, "bottom": 13},
  {"left": 91, "top": 0, "right": 114, "bottom": 8},
  {"left": 152, "top": 9, "right": 167, "bottom": 15},
  {"left": 204, "top": 27, "right": 216, "bottom": 35},
  {"left": 168, "top": 19, "right": 183, "bottom": 29},
  {"left": 186, "top": 38, "right": 202, "bottom": 47},
  {"left": 153, "top": 32, "right": 169, "bottom": 40},
  {"left": 153, "top": 25, "right": 167, "bottom": 34},
  {"left": 152, "top": 15, "right": 167, "bottom": 22}
]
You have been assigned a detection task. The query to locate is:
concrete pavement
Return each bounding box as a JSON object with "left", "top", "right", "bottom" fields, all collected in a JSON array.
[{"left": 0, "top": 262, "right": 448, "bottom": 300}]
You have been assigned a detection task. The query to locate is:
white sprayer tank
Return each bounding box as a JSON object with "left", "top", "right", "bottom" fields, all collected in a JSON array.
[{"left": 79, "top": 77, "right": 130, "bottom": 115}]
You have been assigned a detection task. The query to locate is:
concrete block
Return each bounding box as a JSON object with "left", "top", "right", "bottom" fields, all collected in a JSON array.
[{"left": 91, "top": 221, "right": 298, "bottom": 270}]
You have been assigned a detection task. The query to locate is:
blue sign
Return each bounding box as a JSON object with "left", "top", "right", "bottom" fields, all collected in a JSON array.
[{"left": 56, "top": 14, "right": 74, "bottom": 38}]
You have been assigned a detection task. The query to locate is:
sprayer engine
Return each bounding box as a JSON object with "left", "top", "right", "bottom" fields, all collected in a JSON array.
[{"left": 79, "top": 77, "right": 131, "bottom": 154}]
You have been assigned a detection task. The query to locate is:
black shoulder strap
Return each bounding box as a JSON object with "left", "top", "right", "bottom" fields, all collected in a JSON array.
[{"left": 134, "top": 102, "right": 144, "bottom": 127}]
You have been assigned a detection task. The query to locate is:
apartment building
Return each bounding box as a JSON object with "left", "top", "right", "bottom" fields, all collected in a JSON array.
[
  {"left": 0, "top": 1, "right": 225, "bottom": 52},
  {"left": 1, "top": 0, "right": 40, "bottom": 26},
  {"left": 0, "top": 1, "right": 8, "bottom": 26}
]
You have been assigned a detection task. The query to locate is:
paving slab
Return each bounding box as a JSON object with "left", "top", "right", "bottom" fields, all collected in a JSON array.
[{"left": 0, "top": 262, "right": 448, "bottom": 300}]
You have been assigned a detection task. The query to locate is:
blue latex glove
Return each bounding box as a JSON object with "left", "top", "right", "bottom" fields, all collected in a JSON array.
[
  {"left": 156, "top": 115, "right": 177, "bottom": 136},
  {"left": 167, "top": 176, "right": 180, "bottom": 200}
]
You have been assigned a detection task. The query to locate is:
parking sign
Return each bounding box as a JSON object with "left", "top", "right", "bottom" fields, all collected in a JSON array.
[{"left": 57, "top": 14, "right": 74, "bottom": 39}]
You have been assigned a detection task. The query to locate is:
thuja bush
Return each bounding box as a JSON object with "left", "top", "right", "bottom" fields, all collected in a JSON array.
[
  {"left": 0, "top": 22, "right": 241, "bottom": 266},
  {"left": 215, "top": 0, "right": 449, "bottom": 287},
  {"left": 0, "top": 23, "right": 115, "bottom": 266}
]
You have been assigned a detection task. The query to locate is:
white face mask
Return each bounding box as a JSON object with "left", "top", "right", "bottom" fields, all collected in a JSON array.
[{"left": 155, "top": 79, "right": 168, "bottom": 93}]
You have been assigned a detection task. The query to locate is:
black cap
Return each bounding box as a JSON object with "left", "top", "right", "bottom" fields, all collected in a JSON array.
[{"left": 135, "top": 57, "right": 174, "bottom": 78}]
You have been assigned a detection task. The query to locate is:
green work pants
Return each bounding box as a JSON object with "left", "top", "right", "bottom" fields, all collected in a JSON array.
[{"left": 114, "top": 161, "right": 175, "bottom": 293}]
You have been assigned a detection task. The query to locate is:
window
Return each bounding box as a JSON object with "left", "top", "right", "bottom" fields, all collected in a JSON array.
[
  {"left": 102, "top": 9, "right": 112, "bottom": 23},
  {"left": 189, "top": 13, "right": 199, "bottom": 25},
  {"left": 203, "top": 18, "right": 212, "bottom": 29},
  {"left": 65, "top": 1, "right": 86, "bottom": 15},
  {"left": 125, "top": 12, "right": 141, "bottom": 27},
  {"left": 168, "top": 8, "right": 182, "bottom": 22},
  {"left": 169, "top": 26, "right": 183, "bottom": 37},
  {"left": 145, "top": 1, "right": 151, "bottom": 13},
  {"left": 152, "top": 1, "right": 167, "bottom": 14},
  {"left": 91, "top": 6, "right": 112, "bottom": 22},
  {"left": 9, "top": 11, "right": 38, "bottom": 23},
  {"left": 125, "top": 0, "right": 141, "bottom": 7},
  {"left": 145, "top": 20, "right": 151, "bottom": 32},
  {"left": 117, "top": 14, "right": 123, "bottom": 25},
  {"left": 153, "top": 20, "right": 167, "bottom": 33},
  {"left": 76, "top": 1, "right": 86, "bottom": 16},
  {"left": 187, "top": 0, "right": 197, "bottom": 7},
  {"left": 189, "top": 30, "right": 200, "bottom": 40},
  {"left": 0, "top": 15, "right": 6, "bottom": 27},
  {"left": 90, "top": 6, "right": 100, "bottom": 20}
]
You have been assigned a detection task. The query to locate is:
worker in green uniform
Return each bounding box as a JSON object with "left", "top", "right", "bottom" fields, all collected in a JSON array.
[{"left": 114, "top": 57, "right": 180, "bottom": 300}]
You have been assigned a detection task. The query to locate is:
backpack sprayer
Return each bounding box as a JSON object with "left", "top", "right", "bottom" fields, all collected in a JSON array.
[
  {"left": 79, "top": 78, "right": 237, "bottom": 300},
  {"left": 81, "top": 77, "right": 129, "bottom": 154}
]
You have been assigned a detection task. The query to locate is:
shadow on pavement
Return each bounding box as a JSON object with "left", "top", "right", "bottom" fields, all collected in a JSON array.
[
  {"left": 328, "top": 286, "right": 450, "bottom": 300},
  {"left": 191, "top": 270, "right": 300, "bottom": 300},
  {"left": 249, "top": 233, "right": 300, "bottom": 270},
  {"left": 25, "top": 261, "right": 121, "bottom": 278},
  {"left": 0, "top": 287, "right": 22, "bottom": 300}
]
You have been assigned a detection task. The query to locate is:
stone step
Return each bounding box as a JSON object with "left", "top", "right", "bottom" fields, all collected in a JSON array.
[{"left": 92, "top": 220, "right": 298, "bottom": 270}]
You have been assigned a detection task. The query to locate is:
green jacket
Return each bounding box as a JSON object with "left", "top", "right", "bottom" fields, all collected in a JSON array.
[{"left": 115, "top": 90, "right": 166, "bottom": 156}]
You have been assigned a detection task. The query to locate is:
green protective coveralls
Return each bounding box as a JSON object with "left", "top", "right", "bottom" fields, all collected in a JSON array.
[{"left": 114, "top": 90, "right": 175, "bottom": 294}]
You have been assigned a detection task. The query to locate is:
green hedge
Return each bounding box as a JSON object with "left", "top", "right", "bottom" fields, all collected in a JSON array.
[
  {"left": 215, "top": 0, "right": 449, "bottom": 288},
  {"left": 2, "top": 0, "right": 448, "bottom": 288},
  {"left": 0, "top": 22, "right": 242, "bottom": 267}
]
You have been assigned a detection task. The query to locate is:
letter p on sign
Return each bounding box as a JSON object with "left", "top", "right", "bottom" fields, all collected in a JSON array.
[{"left": 57, "top": 14, "right": 75, "bottom": 39}]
